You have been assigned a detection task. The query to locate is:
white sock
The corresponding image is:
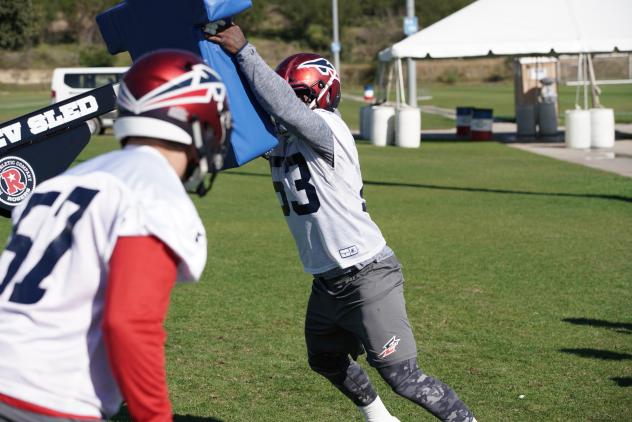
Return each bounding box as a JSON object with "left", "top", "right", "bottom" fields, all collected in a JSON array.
[{"left": 358, "top": 395, "right": 397, "bottom": 422}]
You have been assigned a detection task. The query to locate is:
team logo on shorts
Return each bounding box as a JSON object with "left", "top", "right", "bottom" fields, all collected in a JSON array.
[
  {"left": 0, "top": 156, "right": 36, "bottom": 206},
  {"left": 377, "top": 335, "right": 401, "bottom": 360}
]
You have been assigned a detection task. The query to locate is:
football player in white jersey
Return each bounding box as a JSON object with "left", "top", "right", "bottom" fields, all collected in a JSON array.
[
  {"left": 208, "top": 25, "right": 477, "bottom": 422},
  {"left": 0, "top": 50, "right": 230, "bottom": 422}
]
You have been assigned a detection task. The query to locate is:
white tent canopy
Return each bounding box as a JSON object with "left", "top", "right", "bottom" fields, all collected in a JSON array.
[{"left": 378, "top": 0, "right": 632, "bottom": 61}]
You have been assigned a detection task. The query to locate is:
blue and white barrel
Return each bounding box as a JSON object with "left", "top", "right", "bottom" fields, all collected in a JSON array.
[
  {"left": 471, "top": 108, "right": 493, "bottom": 140},
  {"left": 456, "top": 107, "right": 473, "bottom": 137},
  {"left": 363, "top": 84, "right": 375, "bottom": 103}
]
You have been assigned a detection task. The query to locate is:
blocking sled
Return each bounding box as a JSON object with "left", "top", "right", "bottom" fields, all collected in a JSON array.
[{"left": 0, "top": 85, "right": 117, "bottom": 217}]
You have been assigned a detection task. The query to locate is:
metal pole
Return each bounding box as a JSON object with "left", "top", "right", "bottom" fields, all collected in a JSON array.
[
  {"left": 331, "top": 0, "right": 341, "bottom": 73},
  {"left": 583, "top": 54, "right": 588, "bottom": 109},
  {"left": 406, "top": 0, "right": 417, "bottom": 107},
  {"left": 586, "top": 54, "right": 602, "bottom": 108}
]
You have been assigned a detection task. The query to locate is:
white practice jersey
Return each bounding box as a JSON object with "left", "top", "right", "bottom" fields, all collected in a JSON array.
[
  {"left": 0, "top": 145, "right": 206, "bottom": 418},
  {"left": 270, "top": 109, "right": 386, "bottom": 274}
]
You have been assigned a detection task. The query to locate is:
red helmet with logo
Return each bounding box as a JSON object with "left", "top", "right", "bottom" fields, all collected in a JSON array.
[
  {"left": 275, "top": 53, "right": 341, "bottom": 111},
  {"left": 114, "top": 49, "right": 231, "bottom": 196}
]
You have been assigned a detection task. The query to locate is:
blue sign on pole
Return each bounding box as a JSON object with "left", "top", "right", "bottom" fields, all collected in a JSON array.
[
  {"left": 97, "top": 0, "right": 278, "bottom": 170},
  {"left": 403, "top": 16, "right": 419, "bottom": 36}
]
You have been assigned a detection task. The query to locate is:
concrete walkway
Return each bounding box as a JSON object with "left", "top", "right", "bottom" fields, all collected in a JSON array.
[
  {"left": 420, "top": 122, "right": 632, "bottom": 179},
  {"left": 509, "top": 140, "right": 632, "bottom": 178}
]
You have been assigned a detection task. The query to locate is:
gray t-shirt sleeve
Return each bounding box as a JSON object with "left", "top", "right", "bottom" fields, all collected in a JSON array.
[{"left": 235, "top": 43, "right": 334, "bottom": 165}]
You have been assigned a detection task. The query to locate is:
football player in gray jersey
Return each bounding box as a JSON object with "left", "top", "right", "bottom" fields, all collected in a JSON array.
[{"left": 208, "top": 24, "right": 476, "bottom": 422}]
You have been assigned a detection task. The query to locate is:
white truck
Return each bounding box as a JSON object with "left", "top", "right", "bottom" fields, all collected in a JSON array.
[{"left": 51, "top": 67, "right": 128, "bottom": 134}]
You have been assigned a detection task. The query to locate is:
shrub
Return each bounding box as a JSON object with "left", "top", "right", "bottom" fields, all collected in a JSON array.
[
  {"left": 438, "top": 67, "right": 461, "bottom": 84},
  {"left": 0, "top": 0, "right": 39, "bottom": 50},
  {"left": 79, "top": 47, "right": 114, "bottom": 67},
  {"left": 485, "top": 73, "right": 507, "bottom": 83}
]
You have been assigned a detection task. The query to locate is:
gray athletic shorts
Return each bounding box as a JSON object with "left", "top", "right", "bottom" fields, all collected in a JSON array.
[
  {"left": 0, "top": 401, "right": 103, "bottom": 422},
  {"left": 305, "top": 255, "right": 418, "bottom": 368}
]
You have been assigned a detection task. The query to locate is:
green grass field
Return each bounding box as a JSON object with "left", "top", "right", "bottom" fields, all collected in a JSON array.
[
  {"left": 0, "top": 89, "right": 631, "bottom": 421},
  {"left": 0, "top": 87, "right": 50, "bottom": 123},
  {"left": 0, "top": 134, "right": 630, "bottom": 421}
]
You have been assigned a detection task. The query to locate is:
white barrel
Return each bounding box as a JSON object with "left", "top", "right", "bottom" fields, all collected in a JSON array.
[
  {"left": 538, "top": 102, "right": 558, "bottom": 137},
  {"left": 370, "top": 105, "right": 395, "bottom": 147},
  {"left": 590, "top": 108, "right": 615, "bottom": 148},
  {"left": 516, "top": 105, "right": 536, "bottom": 137},
  {"left": 359, "top": 105, "right": 373, "bottom": 140},
  {"left": 395, "top": 106, "right": 421, "bottom": 148},
  {"left": 564, "top": 109, "right": 591, "bottom": 149}
]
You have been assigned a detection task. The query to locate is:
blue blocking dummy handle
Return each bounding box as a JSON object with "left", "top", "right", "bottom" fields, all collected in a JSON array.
[{"left": 97, "top": 0, "right": 278, "bottom": 169}]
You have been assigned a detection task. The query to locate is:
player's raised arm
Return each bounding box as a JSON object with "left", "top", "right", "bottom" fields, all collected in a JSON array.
[{"left": 207, "top": 24, "right": 335, "bottom": 164}]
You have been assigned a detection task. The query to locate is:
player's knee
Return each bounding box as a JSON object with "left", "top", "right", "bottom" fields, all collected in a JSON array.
[
  {"left": 307, "top": 352, "right": 350, "bottom": 384},
  {"left": 378, "top": 357, "right": 420, "bottom": 395},
  {"left": 310, "top": 352, "right": 378, "bottom": 407}
]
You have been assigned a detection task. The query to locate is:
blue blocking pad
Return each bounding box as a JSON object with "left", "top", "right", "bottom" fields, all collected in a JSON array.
[
  {"left": 97, "top": 0, "right": 278, "bottom": 169},
  {"left": 202, "top": 0, "right": 253, "bottom": 22}
]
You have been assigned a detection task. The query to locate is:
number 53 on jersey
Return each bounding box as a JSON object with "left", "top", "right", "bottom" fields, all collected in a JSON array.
[{"left": 271, "top": 153, "right": 321, "bottom": 216}]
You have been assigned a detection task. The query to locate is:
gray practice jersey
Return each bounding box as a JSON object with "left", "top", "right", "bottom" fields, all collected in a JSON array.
[{"left": 236, "top": 44, "right": 386, "bottom": 274}]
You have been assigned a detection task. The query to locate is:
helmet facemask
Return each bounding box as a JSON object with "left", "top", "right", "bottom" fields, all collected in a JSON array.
[{"left": 184, "top": 110, "right": 231, "bottom": 197}]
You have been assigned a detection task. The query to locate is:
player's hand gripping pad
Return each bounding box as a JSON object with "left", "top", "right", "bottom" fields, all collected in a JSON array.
[{"left": 97, "top": 0, "right": 278, "bottom": 170}]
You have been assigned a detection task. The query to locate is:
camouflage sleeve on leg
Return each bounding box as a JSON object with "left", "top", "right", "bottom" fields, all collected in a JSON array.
[
  {"left": 377, "top": 358, "right": 476, "bottom": 422},
  {"left": 308, "top": 352, "right": 378, "bottom": 407}
]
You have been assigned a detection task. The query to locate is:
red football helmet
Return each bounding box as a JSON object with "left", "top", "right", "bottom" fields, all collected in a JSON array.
[
  {"left": 275, "top": 53, "right": 341, "bottom": 111},
  {"left": 114, "top": 49, "right": 231, "bottom": 196}
]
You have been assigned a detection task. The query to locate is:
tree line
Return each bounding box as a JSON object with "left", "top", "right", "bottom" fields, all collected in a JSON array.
[{"left": 1, "top": 0, "right": 474, "bottom": 61}]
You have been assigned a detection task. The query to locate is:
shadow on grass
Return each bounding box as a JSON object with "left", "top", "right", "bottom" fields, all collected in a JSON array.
[
  {"left": 561, "top": 319, "right": 632, "bottom": 388},
  {"left": 112, "top": 415, "right": 223, "bottom": 422},
  {"left": 174, "top": 415, "right": 224, "bottom": 422},
  {"left": 111, "top": 406, "right": 224, "bottom": 421},
  {"left": 562, "top": 318, "right": 632, "bottom": 334},
  {"left": 362, "top": 180, "right": 632, "bottom": 204},
  {"left": 611, "top": 377, "right": 632, "bottom": 387},
  {"left": 560, "top": 348, "right": 632, "bottom": 361},
  {"left": 353, "top": 135, "right": 465, "bottom": 143},
  {"left": 225, "top": 171, "right": 632, "bottom": 205}
]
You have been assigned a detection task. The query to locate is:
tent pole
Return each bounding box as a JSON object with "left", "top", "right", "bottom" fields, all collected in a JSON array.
[
  {"left": 395, "top": 59, "right": 402, "bottom": 108},
  {"left": 376, "top": 62, "right": 385, "bottom": 103},
  {"left": 407, "top": 59, "right": 417, "bottom": 107},
  {"left": 583, "top": 54, "right": 588, "bottom": 110},
  {"left": 574, "top": 54, "right": 582, "bottom": 108},
  {"left": 397, "top": 59, "right": 406, "bottom": 107},
  {"left": 586, "top": 54, "right": 602, "bottom": 108},
  {"left": 386, "top": 62, "right": 394, "bottom": 104}
]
